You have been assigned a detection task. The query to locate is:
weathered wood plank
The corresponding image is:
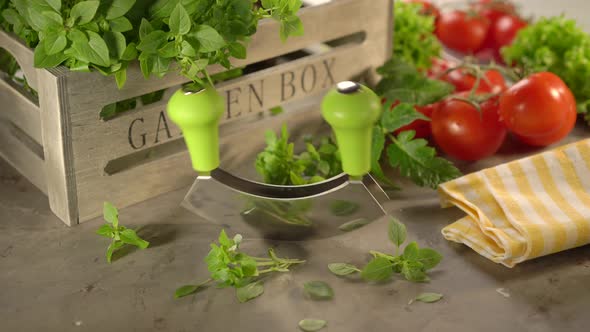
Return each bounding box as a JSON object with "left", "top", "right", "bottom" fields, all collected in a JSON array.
[
  {"left": 0, "top": 78, "right": 42, "bottom": 143},
  {"left": 37, "top": 68, "right": 79, "bottom": 226},
  {"left": 0, "top": 31, "right": 38, "bottom": 90},
  {"left": 0, "top": 120, "right": 46, "bottom": 194}
]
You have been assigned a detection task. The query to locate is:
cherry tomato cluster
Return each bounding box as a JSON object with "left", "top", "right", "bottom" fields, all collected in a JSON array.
[
  {"left": 384, "top": 63, "right": 577, "bottom": 162},
  {"left": 411, "top": 0, "right": 528, "bottom": 63}
]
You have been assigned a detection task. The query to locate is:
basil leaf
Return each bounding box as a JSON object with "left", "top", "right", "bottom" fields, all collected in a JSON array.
[
  {"left": 28, "top": 9, "right": 62, "bottom": 31},
  {"left": 139, "top": 18, "right": 153, "bottom": 39},
  {"left": 103, "top": 202, "right": 119, "bottom": 226},
  {"left": 67, "top": 28, "right": 88, "bottom": 44},
  {"left": 303, "top": 281, "right": 334, "bottom": 300},
  {"left": 328, "top": 263, "right": 359, "bottom": 276},
  {"left": 361, "top": 257, "right": 393, "bottom": 282},
  {"left": 417, "top": 248, "right": 443, "bottom": 270},
  {"left": 217, "top": 229, "right": 232, "bottom": 247},
  {"left": 137, "top": 30, "right": 168, "bottom": 53},
  {"left": 401, "top": 261, "right": 428, "bottom": 282},
  {"left": 106, "top": 240, "right": 125, "bottom": 263},
  {"left": 174, "top": 284, "right": 206, "bottom": 298},
  {"left": 105, "top": 0, "right": 136, "bottom": 20},
  {"left": 121, "top": 43, "right": 137, "bottom": 61},
  {"left": 338, "top": 218, "right": 370, "bottom": 232},
  {"left": 103, "top": 31, "right": 126, "bottom": 59},
  {"left": 115, "top": 68, "right": 127, "bottom": 89},
  {"left": 33, "top": 41, "right": 67, "bottom": 68},
  {"left": 158, "top": 42, "right": 177, "bottom": 58},
  {"left": 414, "top": 292, "right": 443, "bottom": 303},
  {"left": 109, "top": 16, "right": 133, "bottom": 32},
  {"left": 96, "top": 224, "right": 114, "bottom": 238},
  {"left": 69, "top": 1, "right": 99, "bottom": 25},
  {"left": 44, "top": 29, "right": 67, "bottom": 55},
  {"left": 229, "top": 42, "right": 246, "bottom": 59},
  {"left": 169, "top": 3, "right": 191, "bottom": 36},
  {"left": 280, "top": 15, "right": 304, "bottom": 42},
  {"left": 298, "top": 319, "right": 327, "bottom": 332},
  {"left": 388, "top": 217, "right": 407, "bottom": 247},
  {"left": 403, "top": 241, "right": 419, "bottom": 260},
  {"left": 193, "top": 25, "right": 226, "bottom": 53},
  {"left": 236, "top": 281, "right": 264, "bottom": 303},
  {"left": 330, "top": 200, "right": 359, "bottom": 217},
  {"left": 119, "top": 228, "right": 149, "bottom": 249}
]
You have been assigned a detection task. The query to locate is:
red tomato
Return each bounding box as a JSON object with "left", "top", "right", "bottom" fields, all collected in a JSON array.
[
  {"left": 499, "top": 72, "right": 576, "bottom": 145},
  {"left": 472, "top": 0, "right": 517, "bottom": 25},
  {"left": 406, "top": 0, "right": 440, "bottom": 19},
  {"left": 436, "top": 10, "right": 490, "bottom": 53},
  {"left": 441, "top": 69, "right": 507, "bottom": 94},
  {"left": 492, "top": 14, "right": 527, "bottom": 50},
  {"left": 383, "top": 100, "right": 437, "bottom": 139},
  {"left": 432, "top": 95, "right": 507, "bottom": 161}
]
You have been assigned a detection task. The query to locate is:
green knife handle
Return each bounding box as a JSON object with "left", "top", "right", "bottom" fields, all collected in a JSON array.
[
  {"left": 321, "top": 82, "right": 382, "bottom": 177},
  {"left": 167, "top": 86, "right": 224, "bottom": 173}
]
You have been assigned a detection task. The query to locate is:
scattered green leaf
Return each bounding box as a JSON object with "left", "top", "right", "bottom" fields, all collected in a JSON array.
[
  {"left": 330, "top": 200, "right": 359, "bottom": 217},
  {"left": 338, "top": 218, "right": 371, "bottom": 232},
  {"left": 328, "top": 263, "right": 360, "bottom": 276},
  {"left": 303, "top": 281, "right": 334, "bottom": 300},
  {"left": 298, "top": 319, "right": 327, "bottom": 332},
  {"left": 414, "top": 292, "right": 443, "bottom": 303},
  {"left": 236, "top": 281, "right": 265, "bottom": 303}
]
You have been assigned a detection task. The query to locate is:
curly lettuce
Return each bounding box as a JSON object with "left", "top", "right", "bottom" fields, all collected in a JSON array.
[{"left": 393, "top": 1, "right": 441, "bottom": 70}]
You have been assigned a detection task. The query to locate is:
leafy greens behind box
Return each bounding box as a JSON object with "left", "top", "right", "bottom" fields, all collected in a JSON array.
[{"left": 0, "top": 0, "right": 303, "bottom": 88}]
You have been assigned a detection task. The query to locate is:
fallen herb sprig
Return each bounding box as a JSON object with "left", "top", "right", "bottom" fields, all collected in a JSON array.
[
  {"left": 409, "top": 292, "right": 443, "bottom": 305},
  {"left": 328, "top": 217, "right": 442, "bottom": 283},
  {"left": 96, "top": 201, "right": 149, "bottom": 263},
  {"left": 175, "top": 229, "right": 305, "bottom": 303}
]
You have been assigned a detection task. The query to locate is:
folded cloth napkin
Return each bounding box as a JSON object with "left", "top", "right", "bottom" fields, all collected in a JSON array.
[{"left": 439, "top": 138, "right": 590, "bottom": 268}]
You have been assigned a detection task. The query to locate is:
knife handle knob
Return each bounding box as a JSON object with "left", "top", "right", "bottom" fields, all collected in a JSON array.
[
  {"left": 167, "top": 85, "right": 224, "bottom": 173},
  {"left": 321, "top": 81, "right": 382, "bottom": 177}
]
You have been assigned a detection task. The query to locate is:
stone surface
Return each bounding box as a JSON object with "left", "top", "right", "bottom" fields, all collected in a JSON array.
[{"left": 1, "top": 124, "right": 590, "bottom": 331}]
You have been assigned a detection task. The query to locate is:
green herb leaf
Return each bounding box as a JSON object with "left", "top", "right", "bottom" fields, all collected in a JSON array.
[
  {"left": 105, "top": 0, "right": 136, "bottom": 20},
  {"left": 193, "top": 25, "right": 226, "bottom": 53},
  {"left": 103, "top": 31, "right": 126, "bottom": 59},
  {"left": 137, "top": 30, "right": 168, "bottom": 53},
  {"left": 69, "top": 1, "right": 99, "bottom": 26},
  {"left": 119, "top": 228, "right": 149, "bottom": 249},
  {"left": 388, "top": 217, "right": 407, "bottom": 247},
  {"left": 417, "top": 248, "right": 443, "bottom": 270},
  {"left": 96, "top": 224, "right": 113, "bottom": 238},
  {"left": 229, "top": 42, "right": 247, "bottom": 59},
  {"left": 403, "top": 241, "right": 419, "bottom": 260},
  {"left": 338, "top": 218, "right": 371, "bottom": 232},
  {"left": 174, "top": 284, "right": 206, "bottom": 298},
  {"left": 298, "top": 319, "right": 327, "bottom": 332},
  {"left": 330, "top": 200, "right": 359, "bottom": 217},
  {"left": 414, "top": 292, "right": 443, "bottom": 303},
  {"left": 103, "top": 201, "right": 119, "bottom": 227},
  {"left": 109, "top": 16, "right": 132, "bottom": 32},
  {"left": 280, "top": 15, "right": 304, "bottom": 42},
  {"left": 328, "top": 263, "right": 360, "bottom": 276},
  {"left": 106, "top": 240, "right": 124, "bottom": 263},
  {"left": 138, "top": 18, "right": 153, "bottom": 39},
  {"left": 43, "top": 29, "right": 67, "bottom": 55},
  {"left": 169, "top": 3, "right": 191, "bottom": 36},
  {"left": 381, "top": 102, "right": 429, "bottom": 133},
  {"left": 401, "top": 260, "right": 429, "bottom": 282},
  {"left": 115, "top": 68, "right": 127, "bottom": 89},
  {"left": 236, "top": 281, "right": 264, "bottom": 303},
  {"left": 303, "top": 281, "right": 334, "bottom": 300},
  {"left": 387, "top": 131, "right": 461, "bottom": 189},
  {"left": 361, "top": 257, "right": 393, "bottom": 282}
]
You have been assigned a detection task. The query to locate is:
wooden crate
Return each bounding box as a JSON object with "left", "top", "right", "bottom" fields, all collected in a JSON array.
[{"left": 0, "top": 0, "right": 392, "bottom": 226}]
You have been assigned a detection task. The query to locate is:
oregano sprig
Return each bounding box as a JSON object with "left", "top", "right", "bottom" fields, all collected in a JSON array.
[
  {"left": 96, "top": 201, "right": 149, "bottom": 263},
  {"left": 175, "top": 229, "right": 305, "bottom": 303},
  {"left": 328, "top": 217, "right": 442, "bottom": 283}
]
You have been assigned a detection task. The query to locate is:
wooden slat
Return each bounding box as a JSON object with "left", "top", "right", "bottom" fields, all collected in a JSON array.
[
  {"left": 37, "top": 69, "right": 78, "bottom": 226},
  {"left": 75, "top": 103, "right": 327, "bottom": 221},
  {"left": 71, "top": 44, "right": 371, "bottom": 174},
  {"left": 0, "top": 78, "right": 42, "bottom": 144},
  {"left": 0, "top": 31, "right": 38, "bottom": 90},
  {"left": 0, "top": 120, "right": 46, "bottom": 194},
  {"left": 64, "top": 0, "right": 391, "bottom": 107}
]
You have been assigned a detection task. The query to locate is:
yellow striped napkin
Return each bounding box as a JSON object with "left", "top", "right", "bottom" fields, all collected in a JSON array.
[{"left": 439, "top": 139, "right": 590, "bottom": 268}]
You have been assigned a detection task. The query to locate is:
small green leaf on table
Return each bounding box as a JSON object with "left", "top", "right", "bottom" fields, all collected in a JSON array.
[
  {"left": 303, "top": 281, "right": 334, "bottom": 300},
  {"left": 174, "top": 284, "right": 206, "bottom": 299},
  {"left": 338, "top": 218, "right": 370, "bottom": 232},
  {"left": 328, "top": 263, "right": 360, "bottom": 276},
  {"left": 330, "top": 200, "right": 359, "bottom": 217},
  {"left": 361, "top": 257, "right": 393, "bottom": 282},
  {"left": 298, "top": 319, "right": 327, "bottom": 332},
  {"left": 236, "top": 281, "right": 264, "bottom": 303},
  {"left": 413, "top": 292, "right": 443, "bottom": 304}
]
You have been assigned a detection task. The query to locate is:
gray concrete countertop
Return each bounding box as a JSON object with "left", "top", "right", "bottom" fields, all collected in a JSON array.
[{"left": 2, "top": 123, "right": 590, "bottom": 332}]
